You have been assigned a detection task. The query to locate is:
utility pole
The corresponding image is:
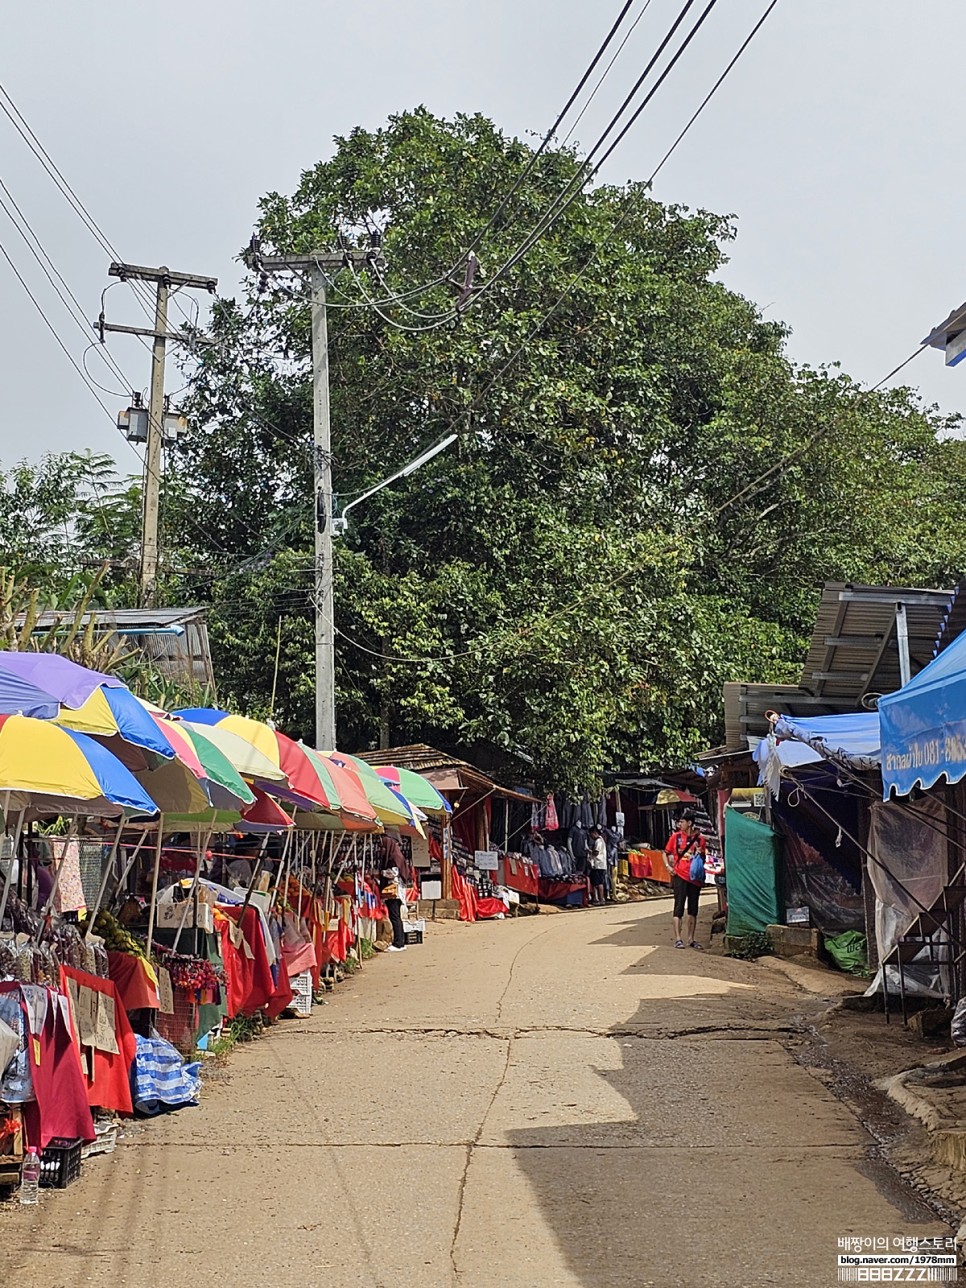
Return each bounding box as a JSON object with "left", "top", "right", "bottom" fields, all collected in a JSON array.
[
  {"left": 255, "top": 248, "right": 382, "bottom": 751},
  {"left": 103, "top": 262, "right": 217, "bottom": 606}
]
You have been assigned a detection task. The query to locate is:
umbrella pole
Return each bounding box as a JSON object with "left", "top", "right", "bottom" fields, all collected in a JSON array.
[
  {"left": 35, "top": 818, "right": 78, "bottom": 946},
  {"left": 84, "top": 821, "right": 125, "bottom": 937},
  {"left": 172, "top": 823, "right": 212, "bottom": 955},
  {"left": 0, "top": 806, "right": 24, "bottom": 931},
  {"left": 107, "top": 828, "right": 150, "bottom": 913},
  {"left": 145, "top": 817, "right": 165, "bottom": 958},
  {"left": 331, "top": 831, "right": 349, "bottom": 888}
]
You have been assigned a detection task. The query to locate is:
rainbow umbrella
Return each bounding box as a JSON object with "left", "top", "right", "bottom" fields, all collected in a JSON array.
[
  {"left": 178, "top": 719, "right": 288, "bottom": 788},
  {"left": 175, "top": 708, "right": 336, "bottom": 812},
  {"left": 0, "top": 714, "right": 157, "bottom": 818},
  {"left": 0, "top": 652, "right": 176, "bottom": 766},
  {"left": 302, "top": 746, "right": 379, "bottom": 827},
  {"left": 371, "top": 765, "right": 451, "bottom": 816},
  {"left": 174, "top": 723, "right": 255, "bottom": 811},
  {"left": 326, "top": 752, "right": 421, "bottom": 827}
]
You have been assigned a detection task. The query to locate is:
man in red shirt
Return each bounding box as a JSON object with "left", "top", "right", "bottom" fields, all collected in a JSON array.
[{"left": 664, "top": 810, "right": 706, "bottom": 950}]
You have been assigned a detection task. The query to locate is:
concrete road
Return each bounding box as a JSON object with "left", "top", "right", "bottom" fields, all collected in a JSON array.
[{"left": 2, "top": 898, "right": 952, "bottom": 1287}]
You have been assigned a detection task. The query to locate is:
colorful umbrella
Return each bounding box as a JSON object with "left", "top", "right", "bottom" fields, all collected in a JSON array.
[
  {"left": 174, "top": 724, "right": 255, "bottom": 811},
  {"left": 0, "top": 651, "right": 123, "bottom": 710},
  {"left": 178, "top": 719, "right": 287, "bottom": 787},
  {"left": 175, "top": 709, "right": 335, "bottom": 812},
  {"left": 326, "top": 752, "right": 421, "bottom": 827},
  {"left": 371, "top": 765, "right": 451, "bottom": 816},
  {"left": 0, "top": 714, "right": 157, "bottom": 818},
  {"left": 302, "top": 747, "right": 379, "bottom": 826},
  {"left": 0, "top": 653, "right": 176, "bottom": 767}
]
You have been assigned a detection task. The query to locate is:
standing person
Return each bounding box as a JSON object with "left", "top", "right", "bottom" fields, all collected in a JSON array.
[
  {"left": 664, "top": 809, "right": 707, "bottom": 949},
  {"left": 378, "top": 832, "right": 410, "bottom": 953},
  {"left": 588, "top": 828, "right": 608, "bottom": 905}
]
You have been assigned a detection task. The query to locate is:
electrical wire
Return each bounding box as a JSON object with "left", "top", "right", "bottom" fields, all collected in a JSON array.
[
  {"left": 317, "top": 0, "right": 722, "bottom": 334},
  {"left": 562, "top": 0, "right": 656, "bottom": 147},
  {"left": 0, "top": 81, "right": 159, "bottom": 326},
  {"left": 0, "top": 231, "right": 115, "bottom": 422},
  {"left": 0, "top": 174, "right": 140, "bottom": 394}
]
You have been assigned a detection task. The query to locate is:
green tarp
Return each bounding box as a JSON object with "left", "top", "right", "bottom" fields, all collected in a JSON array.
[{"left": 724, "top": 807, "right": 782, "bottom": 937}]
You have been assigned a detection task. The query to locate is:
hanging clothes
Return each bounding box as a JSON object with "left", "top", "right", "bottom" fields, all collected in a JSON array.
[{"left": 544, "top": 795, "right": 559, "bottom": 831}]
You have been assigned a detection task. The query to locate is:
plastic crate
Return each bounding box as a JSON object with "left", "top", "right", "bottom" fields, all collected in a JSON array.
[
  {"left": 40, "top": 1137, "right": 83, "bottom": 1189},
  {"left": 287, "top": 971, "right": 312, "bottom": 1017},
  {"left": 403, "top": 929, "right": 423, "bottom": 945},
  {"left": 81, "top": 1120, "right": 118, "bottom": 1161}
]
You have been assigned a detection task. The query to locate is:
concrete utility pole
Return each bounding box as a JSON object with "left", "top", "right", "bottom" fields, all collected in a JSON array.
[
  {"left": 256, "top": 249, "right": 381, "bottom": 752},
  {"left": 104, "top": 262, "right": 217, "bottom": 606}
]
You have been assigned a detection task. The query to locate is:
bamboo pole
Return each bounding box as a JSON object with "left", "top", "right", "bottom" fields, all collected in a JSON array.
[
  {"left": 35, "top": 819, "right": 78, "bottom": 946},
  {"left": 145, "top": 817, "right": 165, "bottom": 957},
  {"left": 83, "top": 821, "right": 126, "bottom": 936},
  {"left": 106, "top": 829, "right": 150, "bottom": 913},
  {"left": 0, "top": 805, "right": 25, "bottom": 931}
]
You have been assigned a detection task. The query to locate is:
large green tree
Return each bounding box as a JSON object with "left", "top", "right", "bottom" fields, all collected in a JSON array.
[{"left": 166, "top": 108, "right": 966, "bottom": 791}]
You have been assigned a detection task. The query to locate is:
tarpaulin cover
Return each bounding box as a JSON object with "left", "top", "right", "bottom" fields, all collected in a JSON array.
[
  {"left": 770, "top": 768, "right": 864, "bottom": 933},
  {"left": 769, "top": 712, "right": 881, "bottom": 770},
  {"left": 880, "top": 627, "right": 966, "bottom": 797},
  {"left": 724, "top": 808, "right": 782, "bottom": 937},
  {"left": 866, "top": 796, "right": 948, "bottom": 998}
]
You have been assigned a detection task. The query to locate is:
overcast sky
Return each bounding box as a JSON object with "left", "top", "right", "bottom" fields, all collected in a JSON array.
[{"left": 1, "top": 0, "right": 962, "bottom": 476}]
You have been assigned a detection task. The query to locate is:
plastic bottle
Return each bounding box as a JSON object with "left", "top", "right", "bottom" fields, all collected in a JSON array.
[{"left": 19, "top": 1147, "right": 40, "bottom": 1205}]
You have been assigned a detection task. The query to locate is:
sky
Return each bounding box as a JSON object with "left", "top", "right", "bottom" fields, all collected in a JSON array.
[{"left": 1, "top": 0, "right": 963, "bottom": 475}]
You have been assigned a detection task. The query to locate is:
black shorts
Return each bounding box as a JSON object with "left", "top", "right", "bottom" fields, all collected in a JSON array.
[
  {"left": 672, "top": 874, "right": 701, "bottom": 918},
  {"left": 589, "top": 868, "right": 607, "bottom": 887}
]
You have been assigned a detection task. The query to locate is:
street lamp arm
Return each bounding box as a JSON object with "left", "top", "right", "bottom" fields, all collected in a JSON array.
[{"left": 334, "top": 432, "right": 458, "bottom": 535}]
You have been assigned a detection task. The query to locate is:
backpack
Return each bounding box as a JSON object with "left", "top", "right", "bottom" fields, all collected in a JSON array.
[{"left": 689, "top": 852, "right": 706, "bottom": 883}]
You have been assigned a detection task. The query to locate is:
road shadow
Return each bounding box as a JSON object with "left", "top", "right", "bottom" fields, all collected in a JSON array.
[{"left": 496, "top": 902, "right": 943, "bottom": 1288}]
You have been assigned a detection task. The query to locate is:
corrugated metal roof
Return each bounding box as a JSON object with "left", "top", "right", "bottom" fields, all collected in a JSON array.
[
  {"left": 26, "top": 607, "right": 208, "bottom": 628},
  {"left": 723, "top": 682, "right": 841, "bottom": 750},
  {"left": 355, "top": 743, "right": 540, "bottom": 803},
  {"left": 800, "top": 582, "right": 953, "bottom": 702}
]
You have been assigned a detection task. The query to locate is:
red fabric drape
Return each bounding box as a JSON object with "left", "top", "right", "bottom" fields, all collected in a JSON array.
[
  {"left": 450, "top": 868, "right": 477, "bottom": 923},
  {"left": 216, "top": 905, "right": 274, "bottom": 1016},
  {"left": 475, "top": 896, "right": 507, "bottom": 920},
  {"left": 107, "top": 950, "right": 160, "bottom": 1011},
  {"left": 60, "top": 966, "right": 135, "bottom": 1115},
  {"left": 0, "top": 984, "right": 95, "bottom": 1150}
]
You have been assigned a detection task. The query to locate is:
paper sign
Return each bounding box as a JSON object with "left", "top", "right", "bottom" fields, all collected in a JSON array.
[
  {"left": 76, "top": 986, "right": 97, "bottom": 1048},
  {"left": 474, "top": 850, "right": 499, "bottom": 871},
  {"left": 420, "top": 880, "right": 442, "bottom": 900},
  {"left": 157, "top": 968, "right": 175, "bottom": 1015},
  {"left": 94, "top": 993, "right": 119, "bottom": 1055}
]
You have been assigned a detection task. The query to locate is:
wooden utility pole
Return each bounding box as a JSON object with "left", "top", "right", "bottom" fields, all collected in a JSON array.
[
  {"left": 255, "top": 249, "right": 381, "bottom": 752},
  {"left": 104, "top": 262, "right": 217, "bottom": 606}
]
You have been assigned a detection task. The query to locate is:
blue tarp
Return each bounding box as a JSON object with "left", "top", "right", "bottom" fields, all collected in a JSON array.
[
  {"left": 757, "top": 712, "right": 881, "bottom": 779},
  {"left": 879, "top": 628, "right": 966, "bottom": 797}
]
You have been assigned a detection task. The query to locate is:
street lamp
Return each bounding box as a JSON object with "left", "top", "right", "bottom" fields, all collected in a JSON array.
[{"left": 331, "top": 433, "right": 458, "bottom": 537}]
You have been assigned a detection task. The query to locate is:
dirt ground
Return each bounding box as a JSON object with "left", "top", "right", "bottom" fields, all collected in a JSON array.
[{"left": 1, "top": 895, "right": 961, "bottom": 1287}]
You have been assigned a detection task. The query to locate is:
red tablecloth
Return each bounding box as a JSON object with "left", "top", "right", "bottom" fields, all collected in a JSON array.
[
  {"left": 107, "top": 950, "right": 161, "bottom": 1011},
  {"left": 538, "top": 878, "right": 588, "bottom": 906},
  {"left": 475, "top": 897, "right": 507, "bottom": 919},
  {"left": 501, "top": 857, "right": 539, "bottom": 896},
  {"left": 60, "top": 966, "right": 136, "bottom": 1116}
]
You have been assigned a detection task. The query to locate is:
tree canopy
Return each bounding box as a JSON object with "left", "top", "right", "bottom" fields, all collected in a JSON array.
[{"left": 12, "top": 109, "right": 966, "bottom": 792}]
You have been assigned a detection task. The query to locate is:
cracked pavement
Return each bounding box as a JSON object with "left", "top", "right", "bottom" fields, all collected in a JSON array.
[{"left": 1, "top": 899, "right": 954, "bottom": 1287}]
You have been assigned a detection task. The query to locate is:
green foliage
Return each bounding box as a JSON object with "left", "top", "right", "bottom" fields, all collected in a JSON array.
[
  {"left": 141, "top": 109, "right": 965, "bottom": 789},
  {"left": 726, "top": 931, "right": 773, "bottom": 960}
]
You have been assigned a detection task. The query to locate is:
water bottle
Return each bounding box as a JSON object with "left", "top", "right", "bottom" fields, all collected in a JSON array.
[{"left": 19, "top": 1147, "right": 40, "bottom": 1205}]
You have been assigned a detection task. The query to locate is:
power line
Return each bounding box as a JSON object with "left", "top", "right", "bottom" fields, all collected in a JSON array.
[
  {"left": 0, "top": 175, "right": 139, "bottom": 395},
  {"left": 562, "top": 0, "right": 657, "bottom": 147}
]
